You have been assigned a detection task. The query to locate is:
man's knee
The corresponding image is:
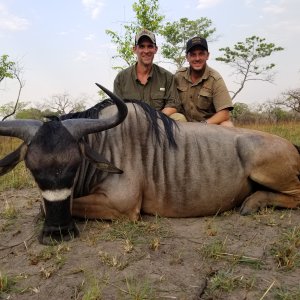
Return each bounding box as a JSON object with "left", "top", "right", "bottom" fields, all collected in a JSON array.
[
  {"left": 220, "top": 120, "right": 234, "bottom": 127},
  {"left": 169, "top": 113, "right": 187, "bottom": 122}
]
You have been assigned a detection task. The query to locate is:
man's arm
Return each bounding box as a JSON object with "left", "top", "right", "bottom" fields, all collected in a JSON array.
[
  {"left": 163, "top": 73, "right": 181, "bottom": 113},
  {"left": 206, "top": 109, "right": 231, "bottom": 125}
]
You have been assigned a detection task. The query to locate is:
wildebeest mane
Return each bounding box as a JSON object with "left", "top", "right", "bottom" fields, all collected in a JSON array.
[
  {"left": 59, "top": 99, "right": 114, "bottom": 120},
  {"left": 59, "top": 99, "right": 178, "bottom": 148}
]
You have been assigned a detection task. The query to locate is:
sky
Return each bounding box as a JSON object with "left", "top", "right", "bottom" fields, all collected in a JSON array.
[{"left": 0, "top": 0, "right": 299, "bottom": 109}]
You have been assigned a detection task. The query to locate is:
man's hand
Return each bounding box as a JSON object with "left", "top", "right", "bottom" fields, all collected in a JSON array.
[{"left": 161, "top": 107, "right": 178, "bottom": 116}]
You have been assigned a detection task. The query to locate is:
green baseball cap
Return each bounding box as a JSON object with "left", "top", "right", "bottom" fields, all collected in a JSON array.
[{"left": 135, "top": 29, "right": 156, "bottom": 45}]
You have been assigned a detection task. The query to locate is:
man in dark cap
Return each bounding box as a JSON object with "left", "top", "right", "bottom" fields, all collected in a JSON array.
[
  {"left": 114, "top": 29, "right": 185, "bottom": 120},
  {"left": 175, "top": 36, "right": 234, "bottom": 126}
]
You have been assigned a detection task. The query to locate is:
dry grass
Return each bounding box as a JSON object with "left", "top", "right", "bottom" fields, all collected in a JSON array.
[
  {"left": 0, "top": 137, "right": 35, "bottom": 191},
  {"left": 270, "top": 226, "right": 300, "bottom": 271},
  {"left": 239, "top": 121, "right": 300, "bottom": 145}
]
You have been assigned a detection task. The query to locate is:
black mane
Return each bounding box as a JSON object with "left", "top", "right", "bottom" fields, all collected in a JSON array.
[
  {"left": 59, "top": 99, "right": 178, "bottom": 148},
  {"left": 59, "top": 98, "right": 114, "bottom": 120}
]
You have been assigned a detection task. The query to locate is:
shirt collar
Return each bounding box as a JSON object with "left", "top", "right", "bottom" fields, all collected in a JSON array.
[
  {"left": 133, "top": 63, "right": 154, "bottom": 82},
  {"left": 185, "top": 65, "right": 210, "bottom": 84}
]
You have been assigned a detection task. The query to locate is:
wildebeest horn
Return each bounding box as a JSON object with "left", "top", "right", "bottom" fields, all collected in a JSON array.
[
  {"left": 62, "top": 83, "right": 128, "bottom": 140},
  {"left": 0, "top": 120, "right": 43, "bottom": 144}
]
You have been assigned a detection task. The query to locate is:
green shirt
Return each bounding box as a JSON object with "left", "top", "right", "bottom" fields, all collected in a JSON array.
[
  {"left": 113, "top": 63, "right": 180, "bottom": 111},
  {"left": 175, "top": 65, "right": 233, "bottom": 122}
]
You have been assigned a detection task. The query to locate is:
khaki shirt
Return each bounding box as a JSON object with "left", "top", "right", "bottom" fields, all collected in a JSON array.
[
  {"left": 113, "top": 63, "right": 180, "bottom": 111},
  {"left": 175, "top": 65, "right": 233, "bottom": 122}
]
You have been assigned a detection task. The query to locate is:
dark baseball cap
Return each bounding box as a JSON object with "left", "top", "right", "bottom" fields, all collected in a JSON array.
[
  {"left": 135, "top": 29, "right": 156, "bottom": 45},
  {"left": 186, "top": 36, "right": 208, "bottom": 53}
]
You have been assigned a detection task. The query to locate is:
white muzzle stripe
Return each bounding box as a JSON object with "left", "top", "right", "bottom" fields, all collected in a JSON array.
[{"left": 42, "top": 189, "right": 72, "bottom": 202}]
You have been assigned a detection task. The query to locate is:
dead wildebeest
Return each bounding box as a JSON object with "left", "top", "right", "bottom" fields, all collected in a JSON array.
[{"left": 0, "top": 83, "right": 299, "bottom": 244}]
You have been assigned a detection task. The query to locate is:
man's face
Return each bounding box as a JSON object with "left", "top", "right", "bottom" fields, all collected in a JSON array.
[
  {"left": 133, "top": 37, "right": 157, "bottom": 66},
  {"left": 186, "top": 46, "right": 209, "bottom": 72}
]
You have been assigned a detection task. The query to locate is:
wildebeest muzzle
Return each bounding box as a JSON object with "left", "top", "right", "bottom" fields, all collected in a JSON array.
[{"left": 39, "top": 197, "right": 79, "bottom": 245}]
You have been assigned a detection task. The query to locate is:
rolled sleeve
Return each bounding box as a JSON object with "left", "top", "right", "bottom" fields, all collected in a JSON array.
[
  {"left": 164, "top": 75, "right": 181, "bottom": 110},
  {"left": 212, "top": 77, "right": 233, "bottom": 112}
]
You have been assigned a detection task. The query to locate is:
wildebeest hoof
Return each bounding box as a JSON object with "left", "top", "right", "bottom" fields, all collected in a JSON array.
[
  {"left": 38, "top": 221, "right": 79, "bottom": 245},
  {"left": 240, "top": 206, "right": 253, "bottom": 215},
  {"left": 240, "top": 201, "right": 257, "bottom": 215}
]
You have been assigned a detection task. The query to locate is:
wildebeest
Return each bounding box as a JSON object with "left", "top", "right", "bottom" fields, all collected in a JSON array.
[{"left": 0, "top": 84, "right": 300, "bottom": 245}]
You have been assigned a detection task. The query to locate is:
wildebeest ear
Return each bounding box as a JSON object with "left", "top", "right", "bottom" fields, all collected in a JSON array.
[
  {"left": 79, "top": 141, "right": 123, "bottom": 174},
  {"left": 0, "top": 143, "right": 28, "bottom": 176}
]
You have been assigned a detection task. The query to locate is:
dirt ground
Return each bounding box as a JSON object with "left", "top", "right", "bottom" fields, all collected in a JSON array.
[{"left": 0, "top": 188, "right": 300, "bottom": 300}]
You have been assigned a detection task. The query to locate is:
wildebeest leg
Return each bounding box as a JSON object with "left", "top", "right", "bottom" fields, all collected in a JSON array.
[
  {"left": 72, "top": 194, "right": 141, "bottom": 221},
  {"left": 240, "top": 191, "right": 300, "bottom": 215}
]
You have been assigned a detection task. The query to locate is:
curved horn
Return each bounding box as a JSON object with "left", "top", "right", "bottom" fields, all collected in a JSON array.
[
  {"left": 0, "top": 120, "right": 43, "bottom": 144},
  {"left": 62, "top": 83, "right": 128, "bottom": 140}
]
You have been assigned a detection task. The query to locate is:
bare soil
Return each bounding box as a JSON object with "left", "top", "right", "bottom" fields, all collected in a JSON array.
[{"left": 0, "top": 188, "right": 300, "bottom": 300}]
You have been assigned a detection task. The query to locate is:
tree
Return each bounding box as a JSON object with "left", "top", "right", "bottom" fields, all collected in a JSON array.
[
  {"left": 232, "top": 102, "right": 251, "bottom": 120},
  {"left": 16, "top": 108, "right": 44, "bottom": 120},
  {"left": 0, "top": 54, "right": 25, "bottom": 121},
  {"left": 160, "top": 17, "right": 216, "bottom": 69},
  {"left": 274, "top": 88, "right": 300, "bottom": 113},
  {"left": 0, "top": 101, "right": 27, "bottom": 119},
  {"left": 216, "top": 36, "right": 284, "bottom": 100},
  {"left": 0, "top": 54, "right": 15, "bottom": 83},
  {"left": 44, "top": 93, "right": 86, "bottom": 115},
  {"left": 106, "top": 0, "right": 164, "bottom": 70},
  {"left": 257, "top": 100, "right": 290, "bottom": 123}
]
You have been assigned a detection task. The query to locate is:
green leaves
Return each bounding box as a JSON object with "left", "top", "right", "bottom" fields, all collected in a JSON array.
[
  {"left": 105, "top": 29, "right": 136, "bottom": 69},
  {"left": 0, "top": 55, "right": 15, "bottom": 83},
  {"left": 132, "top": 0, "right": 164, "bottom": 31}
]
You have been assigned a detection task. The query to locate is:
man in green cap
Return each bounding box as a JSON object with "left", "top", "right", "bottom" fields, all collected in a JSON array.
[
  {"left": 113, "top": 29, "right": 185, "bottom": 121},
  {"left": 175, "top": 36, "right": 234, "bottom": 126}
]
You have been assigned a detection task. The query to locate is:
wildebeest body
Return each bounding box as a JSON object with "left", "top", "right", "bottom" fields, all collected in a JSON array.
[{"left": 71, "top": 103, "right": 300, "bottom": 220}]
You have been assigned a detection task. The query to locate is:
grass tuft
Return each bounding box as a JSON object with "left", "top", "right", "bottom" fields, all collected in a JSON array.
[
  {"left": 209, "top": 270, "right": 242, "bottom": 292},
  {"left": 0, "top": 200, "right": 18, "bottom": 219},
  {"left": 0, "top": 272, "right": 17, "bottom": 295},
  {"left": 270, "top": 226, "right": 300, "bottom": 270},
  {"left": 274, "top": 286, "right": 300, "bottom": 300},
  {"left": 100, "top": 217, "right": 171, "bottom": 248},
  {"left": 124, "top": 277, "right": 155, "bottom": 300},
  {"left": 81, "top": 272, "right": 104, "bottom": 300}
]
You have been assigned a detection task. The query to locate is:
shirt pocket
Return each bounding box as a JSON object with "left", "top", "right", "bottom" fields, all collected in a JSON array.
[
  {"left": 151, "top": 91, "right": 166, "bottom": 110},
  {"left": 177, "top": 86, "right": 188, "bottom": 93},
  {"left": 196, "top": 89, "right": 213, "bottom": 110},
  {"left": 176, "top": 86, "right": 188, "bottom": 103}
]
